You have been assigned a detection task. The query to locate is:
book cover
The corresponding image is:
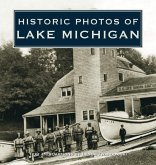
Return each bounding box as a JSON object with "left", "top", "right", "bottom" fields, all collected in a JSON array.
[{"left": 0, "top": 0, "right": 156, "bottom": 164}]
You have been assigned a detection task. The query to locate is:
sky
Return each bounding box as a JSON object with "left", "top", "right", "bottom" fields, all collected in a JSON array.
[{"left": 0, "top": 0, "right": 156, "bottom": 58}]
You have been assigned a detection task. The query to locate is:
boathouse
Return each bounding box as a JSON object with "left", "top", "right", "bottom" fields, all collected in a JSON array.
[{"left": 23, "top": 48, "right": 156, "bottom": 135}]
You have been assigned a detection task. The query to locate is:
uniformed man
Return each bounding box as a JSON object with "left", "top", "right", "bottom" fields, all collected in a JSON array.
[
  {"left": 54, "top": 126, "right": 64, "bottom": 153},
  {"left": 14, "top": 132, "right": 24, "bottom": 159},
  {"left": 45, "top": 128, "right": 56, "bottom": 155},
  {"left": 85, "top": 122, "right": 94, "bottom": 149},
  {"left": 92, "top": 130, "right": 99, "bottom": 150},
  {"left": 119, "top": 124, "right": 126, "bottom": 145},
  {"left": 34, "top": 129, "right": 44, "bottom": 158},
  {"left": 73, "top": 123, "right": 84, "bottom": 151},
  {"left": 63, "top": 124, "right": 72, "bottom": 152},
  {"left": 24, "top": 131, "right": 35, "bottom": 161}
]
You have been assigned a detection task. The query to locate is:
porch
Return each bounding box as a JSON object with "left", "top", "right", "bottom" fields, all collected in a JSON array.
[{"left": 23, "top": 103, "right": 75, "bottom": 136}]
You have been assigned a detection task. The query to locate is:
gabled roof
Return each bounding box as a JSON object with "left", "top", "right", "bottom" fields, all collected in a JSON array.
[
  {"left": 117, "top": 56, "right": 145, "bottom": 73},
  {"left": 23, "top": 102, "right": 75, "bottom": 117},
  {"left": 42, "top": 70, "right": 74, "bottom": 106},
  {"left": 104, "top": 75, "right": 156, "bottom": 96}
]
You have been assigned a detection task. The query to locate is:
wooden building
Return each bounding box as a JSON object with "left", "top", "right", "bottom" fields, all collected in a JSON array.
[{"left": 23, "top": 48, "right": 156, "bottom": 135}]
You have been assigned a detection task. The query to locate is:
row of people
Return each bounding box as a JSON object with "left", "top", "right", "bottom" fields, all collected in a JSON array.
[{"left": 14, "top": 123, "right": 99, "bottom": 161}]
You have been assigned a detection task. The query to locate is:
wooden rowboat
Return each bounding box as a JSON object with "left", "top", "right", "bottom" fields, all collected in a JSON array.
[
  {"left": 99, "top": 111, "right": 156, "bottom": 142},
  {"left": 0, "top": 141, "right": 15, "bottom": 163}
]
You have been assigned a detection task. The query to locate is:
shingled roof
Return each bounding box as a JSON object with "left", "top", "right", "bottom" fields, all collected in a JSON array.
[
  {"left": 104, "top": 74, "right": 156, "bottom": 96},
  {"left": 42, "top": 70, "right": 74, "bottom": 106},
  {"left": 117, "top": 56, "right": 145, "bottom": 73},
  {"left": 23, "top": 102, "right": 75, "bottom": 117}
]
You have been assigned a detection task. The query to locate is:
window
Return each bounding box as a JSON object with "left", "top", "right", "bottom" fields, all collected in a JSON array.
[
  {"left": 102, "top": 48, "right": 106, "bottom": 55},
  {"left": 91, "top": 48, "right": 95, "bottom": 55},
  {"left": 78, "top": 76, "right": 83, "bottom": 84},
  {"left": 83, "top": 111, "right": 88, "bottom": 120},
  {"left": 89, "top": 110, "right": 94, "bottom": 120},
  {"left": 67, "top": 87, "right": 71, "bottom": 96},
  {"left": 26, "top": 117, "right": 40, "bottom": 129},
  {"left": 104, "top": 74, "right": 107, "bottom": 82},
  {"left": 61, "top": 87, "right": 72, "bottom": 97},
  {"left": 119, "top": 73, "right": 124, "bottom": 82},
  {"left": 83, "top": 110, "right": 95, "bottom": 121},
  {"left": 111, "top": 50, "right": 115, "bottom": 57},
  {"left": 62, "top": 88, "right": 66, "bottom": 97}
]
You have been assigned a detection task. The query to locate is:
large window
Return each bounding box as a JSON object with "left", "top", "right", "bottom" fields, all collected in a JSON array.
[
  {"left": 26, "top": 117, "right": 40, "bottom": 129},
  {"left": 61, "top": 87, "right": 72, "bottom": 97}
]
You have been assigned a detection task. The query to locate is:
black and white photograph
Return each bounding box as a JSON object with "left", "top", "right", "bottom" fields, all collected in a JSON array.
[{"left": 0, "top": 0, "right": 156, "bottom": 164}]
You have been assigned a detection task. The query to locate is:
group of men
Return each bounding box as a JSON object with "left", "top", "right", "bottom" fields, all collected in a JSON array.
[{"left": 14, "top": 123, "right": 99, "bottom": 161}]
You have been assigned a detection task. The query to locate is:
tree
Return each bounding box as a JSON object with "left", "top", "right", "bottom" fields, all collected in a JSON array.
[
  {"left": 0, "top": 42, "right": 31, "bottom": 120},
  {"left": 117, "top": 48, "right": 146, "bottom": 72},
  {"left": 144, "top": 55, "right": 156, "bottom": 74}
]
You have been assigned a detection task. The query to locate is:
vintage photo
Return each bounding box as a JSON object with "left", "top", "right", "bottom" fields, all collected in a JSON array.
[{"left": 0, "top": 0, "right": 156, "bottom": 165}]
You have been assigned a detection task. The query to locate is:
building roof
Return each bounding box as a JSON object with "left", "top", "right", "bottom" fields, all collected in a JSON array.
[
  {"left": 104, "top": 75, "right": 156, "bottom": 96},
  {"left": 23, "top": 102, "right": 75, "bottom": 117},
  {"left": 117, "top": 56, "right": 145, "bottom": 73},
  {"left": 42, "top": 70, "right": 74, "bottom": 106}
]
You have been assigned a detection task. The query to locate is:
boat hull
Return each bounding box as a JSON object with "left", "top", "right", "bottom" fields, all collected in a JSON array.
[
  {"left": 99, "top": 114, "right": 156, "bottom": 142},
  {"left": 0, "top": 141, "right": 15, "bottom": 163}
]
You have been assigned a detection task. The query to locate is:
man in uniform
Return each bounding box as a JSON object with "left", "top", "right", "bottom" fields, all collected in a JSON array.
[
  {"left": 45, "top": 128, "right": 56, "bottom": 155},
  {"left": 73, "top": 123, "right": 84, "bottom": 151},
  {"left": 63, "top": 124, "right": 72, "bottom": 152},
  {"left": 85, "top": 122, "right": 94, "bottom": 149},
  {"left": 24, "top": 131, "right": 35, "bottom": 161},
  {"left": 34, "top": 129, "right": 44, "bottom": 158},
  {"left": 92, "top": 130, "right": 99, "bottom": 150},
  {"left": 54, "top": 126, "right": 64, "bottom": 153},
  {"left": 14, "top": 132, "right": 24, "bottom": 159},
  {"left": 119, "top": 124, "right": 126, "bottom": 145}
]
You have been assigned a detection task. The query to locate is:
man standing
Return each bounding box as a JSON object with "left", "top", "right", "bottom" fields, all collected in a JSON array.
[
  {"left": 119, "top": 124, "right": 126, "bottom": 145},
  {"left": 92, "top": 130, "right": 99, "bottom": 150},
  {"left": 73, "top": 123, "right": 84, "bottom": 151},
  {"left": 63, "top": 124, "right": 72, "bottom": 152},
  {"left": 24, "top": 131, "right": 35, "bottom": 161},
  {"left": 85, "top": 122, "right": 94, "bottom": 149},
  {"left": 34, "top": 129, "right": 44, "bottom": 158},
  {"left": 54, "top": 126, "right": 64, "bottom": 153},
  {"left": 14, "top": 132, "right": 24, "bottom": 159},
  {"left": 45, "top": 128, "right": 56, "bottom": 155}
]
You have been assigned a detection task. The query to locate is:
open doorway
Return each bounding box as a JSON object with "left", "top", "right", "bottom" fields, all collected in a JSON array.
[
  {"left": 107, "top": 100, "right": 125, "bottom": 112},
  {"left": 140, "top": 97, "right": 156, "bottom": 116},
  {"left": 46, "top": 115, "right": 57, "bottom": 132}
]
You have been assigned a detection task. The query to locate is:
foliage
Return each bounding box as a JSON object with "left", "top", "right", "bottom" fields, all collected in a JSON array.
[
  {"left": 0, "top": 43, "right": 73, "bottom": 121},
  {"left": 117, "top": 48, "right": 156, "bottom": 74}
]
